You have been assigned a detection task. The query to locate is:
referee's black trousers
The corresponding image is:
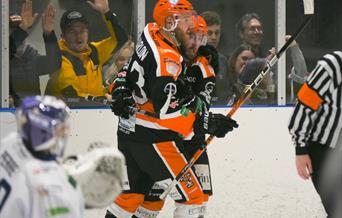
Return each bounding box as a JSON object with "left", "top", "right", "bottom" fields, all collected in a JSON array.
[{"left": 308, "top": 142, "right": 342, "bottom": 218}]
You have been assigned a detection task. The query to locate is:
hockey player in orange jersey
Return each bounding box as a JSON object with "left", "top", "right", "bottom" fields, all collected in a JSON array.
[{"left": 106, "top": 1, "right": 238, "bottom": 217}]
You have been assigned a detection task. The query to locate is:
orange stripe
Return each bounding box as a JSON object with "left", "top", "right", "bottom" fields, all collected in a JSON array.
[
  {"left": 136, "top": 101, "right": 196, "bottom": 137},
  {"left": 140, "top": 200, "right": 165, "bottom": 211},
  {"left": 196, "top": 56, "right": 215, "bottom": 77},
  {"left": 154, "top": 142, "right": 204, "bottom": 204},
  {"left": 114, "top": 193, "right": 145, "bottom": 213},
  {"left": 297, "top": 83, "right": 324, "bottom": 110},
  {"left": 203, "top": 194, "right": 209, "bottom": 202},
  {"left": 157, "top": 113, "right": 195, "bottom": 137}
]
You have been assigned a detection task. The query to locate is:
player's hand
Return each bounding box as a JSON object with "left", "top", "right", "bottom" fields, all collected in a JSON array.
[
  {"left": 87, "top": 0, "right": 110, "bottom": 14},
  {"left": 19, "top": 0, "right": 38, "bottom": 31},
  {"left": 194, "top": 112, "right": 238, "bottom": 138},
  {"left": 41, "top": 4, "right": 55, "bottom": 35},
  {"left": 111, "top": 86, "right": 135, "bottom": 119},
  {"left": 296, "top": 154, "right": 313, "bottom": 180},
  {"left": 197, "top": 45, "right": 219, "bottom": 73}
]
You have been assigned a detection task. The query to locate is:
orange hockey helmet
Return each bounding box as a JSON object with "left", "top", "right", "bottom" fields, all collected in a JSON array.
[
  {"left": 195, "top": 16, "right": 208, "bottom": 35},
  {"left": 153, "top": 0, "right": 194, "bottom": 28},
  {"left": 193, "top": 15, "right": 208, "bottom": 46}
]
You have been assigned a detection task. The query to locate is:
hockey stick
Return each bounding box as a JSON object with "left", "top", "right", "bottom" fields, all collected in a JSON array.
[
  {"left": 159, "top": 0, "right": 314, "bottom": 200},
  {"left": 84, "top": 95, "right": 160, "bottom": 119}
]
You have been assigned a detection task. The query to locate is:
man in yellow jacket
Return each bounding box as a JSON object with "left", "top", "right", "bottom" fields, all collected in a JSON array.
[{"left": 47, "top": 0, "right": 127, "bottom": 106}]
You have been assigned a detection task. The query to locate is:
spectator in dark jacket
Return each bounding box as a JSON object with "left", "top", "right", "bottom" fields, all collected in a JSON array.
[{"left": 10, "top": 1, "right": 61, "bottom": 107}]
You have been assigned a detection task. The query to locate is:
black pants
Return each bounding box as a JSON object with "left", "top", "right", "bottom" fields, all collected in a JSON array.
[{"left": 308, "top": 142, "right": 342, "bottom": 218}]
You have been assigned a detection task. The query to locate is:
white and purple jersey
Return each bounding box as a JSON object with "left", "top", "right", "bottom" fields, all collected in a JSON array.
[{"left": 0, "top": 133, "right": 84, "bottom": 218}]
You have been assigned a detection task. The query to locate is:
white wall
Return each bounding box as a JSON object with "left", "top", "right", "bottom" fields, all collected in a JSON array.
[{"left": 0, "top": 107, "right": 326, "bottom": 217}]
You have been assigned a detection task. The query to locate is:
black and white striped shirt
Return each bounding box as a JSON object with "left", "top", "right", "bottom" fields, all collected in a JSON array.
[{"left": 288, "top": 51, "right": 342, "bottom": 154}]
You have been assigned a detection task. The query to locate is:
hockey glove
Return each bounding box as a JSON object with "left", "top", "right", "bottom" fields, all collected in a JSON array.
[
  {"left": 194, "top": 111, "right": 238, "bottom": 138},
  {"left": 111, "top": 82, "right": 135, "bottom": 119},
  {"left": 197, "top": 45, "right": 219, "bottom": 73}
]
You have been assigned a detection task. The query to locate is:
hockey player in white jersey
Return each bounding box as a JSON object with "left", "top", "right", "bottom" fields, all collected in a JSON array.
[
  {"left": 0, "top": 95, "right": 84, "bottom": 218},
  {"left": 0, "top": 95, "right": 126, "bottom": 217}
]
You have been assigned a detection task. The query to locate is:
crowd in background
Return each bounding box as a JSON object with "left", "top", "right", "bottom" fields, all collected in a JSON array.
[{"left": 6, "top": 0, "right": 341, "bottom": 108}]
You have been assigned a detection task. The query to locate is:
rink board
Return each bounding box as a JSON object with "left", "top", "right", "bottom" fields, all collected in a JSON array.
[{"left": 0, "top": 107, "right": 326, "bottom": 218}]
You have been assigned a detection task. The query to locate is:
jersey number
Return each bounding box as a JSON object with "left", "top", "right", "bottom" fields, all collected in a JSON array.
[
  {"left": 131, "top": 61, "right": 148, "bottom": 104},
  {"left": 0, "top": 178, "right": 11, "bottom": 211}
]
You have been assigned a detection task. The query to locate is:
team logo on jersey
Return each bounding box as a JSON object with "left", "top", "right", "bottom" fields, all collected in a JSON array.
[
  {"left": 169, "top": 100, "right": 179, "bottom": 109},
  {"left": 179, "top": 172, "right": 194, "bottom": 188},
  {"left": 163, "top": 83, "right": 177, "bottom": 95}
]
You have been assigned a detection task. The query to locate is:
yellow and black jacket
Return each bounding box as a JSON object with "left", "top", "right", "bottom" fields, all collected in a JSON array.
[{"left": 47, "top": 11, "right": 127, "bottom": 105}]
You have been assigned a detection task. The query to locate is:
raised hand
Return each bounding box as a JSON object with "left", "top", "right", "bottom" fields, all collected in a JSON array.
[
  {"left": 41, "top": 4, "right": 56, "bottom": 35},
  {"left": 87, "top": 0, "right": 110, "bottom": 14},
  {"left": 19, "top": 0, "right": 38, "bottom": 31},
  {"left": 285, "top": 35, "right": 297, "bottom": 48}
]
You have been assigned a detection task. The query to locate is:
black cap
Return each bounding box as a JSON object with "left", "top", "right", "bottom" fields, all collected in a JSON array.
[{"left": 60, "top": 9, "right": 88, "bottom": 32}]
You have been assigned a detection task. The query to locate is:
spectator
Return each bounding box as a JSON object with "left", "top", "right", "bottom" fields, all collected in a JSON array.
[
  {"left": 201, "top": 11, "right": 234, "bottom": 106},
  {"left": 236, "top": 13, "right": 308, "bottom": 105},
  {"left": 46, "top": 0, "right": 128, "bottom": 106},
  {"left": 103, "top": 39, "right": 135, "bottom": 86},
  {"left": 9, "top": 1, "right": 61, "bottom": 107},
  {"left": 227, "top": 44, "right": 256, "bottom": 105},
  {"left": 236, "top": 12, "right": 266, "bottom": 58}
]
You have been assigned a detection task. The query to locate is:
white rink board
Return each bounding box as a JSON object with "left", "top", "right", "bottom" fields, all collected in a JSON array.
[{"left": 0, "top": 107, "right": 326, "bottom": 217}]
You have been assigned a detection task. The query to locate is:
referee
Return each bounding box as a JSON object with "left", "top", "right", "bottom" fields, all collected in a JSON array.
[{"left": 288, "top": 51, "right": 342, "bottom": 218}]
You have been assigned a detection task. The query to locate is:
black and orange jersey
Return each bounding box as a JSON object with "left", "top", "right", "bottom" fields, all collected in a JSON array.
[
  {"left": 177, "top": 55, "right": 216, "bottom": 141},
  {"left": 184, "top": 56, "right": 216, "bottom": 109},
  {"left": 120, "top": 23, "right": 197, "bottom": 137}
]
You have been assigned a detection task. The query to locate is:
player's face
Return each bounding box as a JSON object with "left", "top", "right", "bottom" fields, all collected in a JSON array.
[
  {"left": 194, "top": 32, "right": 207, "bottom": 52},
  {"left": 62, "top": 21, "right": 89, "bottom": 52},
  {"left": 174, "top": 12, "right": 196, "bottom": 46},
  {"left": 180, "top": 30, "right": 196, "bottom": 60},
  {"left": 240, "top": 18, "right": 263, "bottom": 46},
  {"left": 235, "top": 50, "right": 255, "bottom": 75},
  {"left": 207, "top": 24, "right": 221, "bottom": 48}
]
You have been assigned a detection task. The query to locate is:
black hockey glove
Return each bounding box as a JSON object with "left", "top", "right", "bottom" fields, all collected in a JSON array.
[
  {"left": 197, "top": 45, "right": 219, "bottom": 73},
  {"left": 110, "top": 78, "right": 135, "bottom": 119},
  {"left": 194, "top": 111, "right": 238, "bottom": 138}
]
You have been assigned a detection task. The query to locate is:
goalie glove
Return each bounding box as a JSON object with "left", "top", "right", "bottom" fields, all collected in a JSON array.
[
  {"left": 63, "top": 141, "right": 125, "bottom": 208},
  {"left": 194, "top": 111, "right": 238, "bottom": 138}
]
